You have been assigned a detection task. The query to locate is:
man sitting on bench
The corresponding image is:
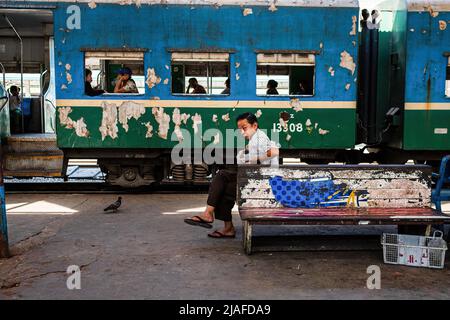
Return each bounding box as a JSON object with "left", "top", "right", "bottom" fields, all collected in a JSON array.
[{"left": 184, "top": 112, "right": 279, "bottom": 238}]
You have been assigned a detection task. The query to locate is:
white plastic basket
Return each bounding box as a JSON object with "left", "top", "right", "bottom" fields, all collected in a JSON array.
[{"left": 381, "top": 231, "right": 448, "bottom": 269}]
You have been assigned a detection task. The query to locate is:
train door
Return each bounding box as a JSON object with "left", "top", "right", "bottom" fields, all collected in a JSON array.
[{"left": 0, "top": 8, "right": 62, "bottom": 178}]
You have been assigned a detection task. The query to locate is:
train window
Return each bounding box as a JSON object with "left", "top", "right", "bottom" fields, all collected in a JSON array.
[
  {"left": 171, "top": 52, "right": 230, "bottom": 95},
  {"left": 5, "top": 73, "right": 41, "bottom": 97},
  {"left": 446, "top": 57, "right": 450, "bottom": 98},
  {"left": 256, "top": 53, "right": 315, "bottom": 96},
  {"left": 84, "top": 51, "right": 145, "bottom": 95}
]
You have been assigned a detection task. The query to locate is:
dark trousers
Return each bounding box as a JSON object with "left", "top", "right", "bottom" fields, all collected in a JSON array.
[
  {"left": 207, "top": 169, "right": 237, "bottom": 222},
  {"left": 10, "top": 110, "right": 22, "bottom": 134}
]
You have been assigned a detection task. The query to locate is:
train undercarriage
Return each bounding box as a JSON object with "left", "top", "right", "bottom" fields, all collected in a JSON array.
[
  {"left": 2, "top": 133, "right": 447, "bottom": 188},
  {"left": 62, "top": 147, "right": 449, "bottom": 188}
]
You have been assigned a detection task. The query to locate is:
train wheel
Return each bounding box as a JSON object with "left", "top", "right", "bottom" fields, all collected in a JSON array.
[
  {"left": 123, "top": 167, "right": 138, "bottom": 182},
  {"left": 99, "top": 161, "right": 157, "bottom": 188},
  {"left": 109, "top": 166, "right": 148, "bottom": 188}
]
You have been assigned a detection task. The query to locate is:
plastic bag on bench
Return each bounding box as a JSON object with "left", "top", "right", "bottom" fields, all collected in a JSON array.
[{"left": 269, "top": 176, "right": 368, "bottom": 208}]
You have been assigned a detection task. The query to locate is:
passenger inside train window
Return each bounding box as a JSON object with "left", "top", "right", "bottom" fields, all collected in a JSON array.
[
  {"left": 84, "top": 51, "right": 145, "bottom": 95},
  {"left": 291, "top": 81, "right": 308, "bottom": 95},
  {"left": 186, "top": 77, "right": 206, "bottom": 94},
  {"left": 266, "top": 79, "right": 279, "bottom": 95},
  {"left": 221, "top": 78, "right": 230, "bottom": 95},
  {"left": 256, "top": 53, "right": 315, "bottom": 96},
  {"left": 85, "top": 69, "right": 105, "bottom": 96},
  {"left": 171, "top": 52, "right": 230, "bottom": 95},
  {"left": 113, "top": 67, "right": 139, "bottom": 94},
  {"left": 8, "top": 85, "right": 21, "bottom": 110},
  {"left": 8, "top": 85, "right": 22, "bottom": 134}
]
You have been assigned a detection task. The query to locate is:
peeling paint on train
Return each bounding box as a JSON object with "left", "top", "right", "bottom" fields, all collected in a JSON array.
[
  {"left": 403, "top": 3, "right": 450, "bottom": 150},
  {"left": 9, "top": 1, "right": 359, "bottom": 149}
]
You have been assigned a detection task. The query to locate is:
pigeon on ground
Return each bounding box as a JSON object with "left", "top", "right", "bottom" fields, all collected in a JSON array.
[{"left": 104, "top": 197, "right": 122, "bottom": 213}]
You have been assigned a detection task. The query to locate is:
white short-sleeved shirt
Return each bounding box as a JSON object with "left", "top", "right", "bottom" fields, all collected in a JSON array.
[
  {"left": 9, "top": 96, "right": 21, "bottom": 111},
  {"left": 237, "top": 129, "right": 279, "bottom": 166}
]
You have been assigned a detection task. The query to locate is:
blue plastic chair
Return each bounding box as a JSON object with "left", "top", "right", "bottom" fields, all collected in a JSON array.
[
  {"left": 431, "top": 155, "right": 450, "bottom": 213},
  {"left": 21, "top": 97, "right": 32, "bottom": 116}
]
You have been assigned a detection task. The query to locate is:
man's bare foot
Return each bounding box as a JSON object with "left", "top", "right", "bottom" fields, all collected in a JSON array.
[
  {"left": 212, "top": 227, "right": 235, "bottom": 236},
  {"left": 184, "top": 214, "right": 213, "bottom": 229},
  {"left": 208, "top": 227, "right": 236, "bottom": 238},
  {"left": 202, "top": 205, "right": 215, "bottom": 222}
]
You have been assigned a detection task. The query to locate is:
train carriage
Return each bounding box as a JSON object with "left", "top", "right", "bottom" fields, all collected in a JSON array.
[
  {"left": 1, "top": 0, "right": 361, "bottom": 187},
  {"left": 368, "top": 0, "right": 450, "bottom": 164},
  {"left": 0, "top": 0, "right": 449, "bottom": 187},
  {"left": 403, "top": 0, "right": 450, "bottom": 151},
  {"left": 55, "top": 0, "right": 360, "bottom": 188}
]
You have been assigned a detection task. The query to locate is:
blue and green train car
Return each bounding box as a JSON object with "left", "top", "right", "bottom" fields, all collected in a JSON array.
[
  {"left": 372, "top": 0, "right": 450, "bottom": 163},
  {"left": 0, "top": 0, "right": 448, "bottom": 187},
  {"left": 403, "top": 1, "right": 450, "bottom": 151}
]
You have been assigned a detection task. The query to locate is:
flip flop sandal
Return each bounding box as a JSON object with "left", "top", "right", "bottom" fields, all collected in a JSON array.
[
  {"left": 207, "top": 230, "right": 236, "bottom": 239},
  {"left": 184, "top": 215, "right": 213, "bottom": 229}
]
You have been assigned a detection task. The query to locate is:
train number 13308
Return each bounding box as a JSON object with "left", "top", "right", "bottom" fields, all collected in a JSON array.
[{"left": 272, "top": 122, "right": 303, "bottom": 133}]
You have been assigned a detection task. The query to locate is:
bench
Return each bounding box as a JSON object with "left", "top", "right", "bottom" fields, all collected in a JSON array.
[
  {"left": 432, "top": 155, "right": 450, "bottom": 213},
  {"left": 237, "top": 164, "right": 450, "bottom": 255}
]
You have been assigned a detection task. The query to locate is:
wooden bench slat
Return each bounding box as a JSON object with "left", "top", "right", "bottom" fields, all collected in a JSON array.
[
  {"left": 240, "top": 207, "right": 441, "bottom": 218},
  {"left": 240, "top": 199, "right": 431, "bottom": 208},
  {"left": 240, "top": 208, "right": 450, "bottom": 224}
]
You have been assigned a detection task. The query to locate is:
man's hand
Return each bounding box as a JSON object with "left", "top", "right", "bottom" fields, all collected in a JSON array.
[
  {"left": 266, "top": 147, "right": 279, "bottom": 158},
  {"left": 236, "top": 149, "right": 248, "bottom": 164},
  {"left": 114, "top": 75, "right": 126, "bottom": 93}
]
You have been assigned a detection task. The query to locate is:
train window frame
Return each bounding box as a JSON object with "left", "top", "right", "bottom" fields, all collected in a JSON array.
[
  {"left": 83, "top": 50, "right": 147, "bottom": 96},
  {"left": 445, "top": 55, "right": 450, "bottom": 98},
  {"left": 170, "top": 52, "right": 231, "bottom": 96},
  {"left": 256, "top": 52, "right": 316, "bottom": 97}
]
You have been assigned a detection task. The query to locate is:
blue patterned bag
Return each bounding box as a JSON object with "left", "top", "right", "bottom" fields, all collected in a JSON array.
[{"left": 269, "top": 176, "right": 341, "bottom": 208}]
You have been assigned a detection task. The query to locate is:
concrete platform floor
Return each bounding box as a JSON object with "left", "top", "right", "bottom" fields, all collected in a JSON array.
[{"left": 0, "top": 193, "right": 449, "bottom": 300}]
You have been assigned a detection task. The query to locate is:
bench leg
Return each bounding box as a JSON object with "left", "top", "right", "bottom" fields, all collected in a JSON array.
[
  {"left": 242, "top": 220, "right": 253, "bottom": 255},
  {"left": 425, "top": 225, "right": 432, "bottom": 237}
]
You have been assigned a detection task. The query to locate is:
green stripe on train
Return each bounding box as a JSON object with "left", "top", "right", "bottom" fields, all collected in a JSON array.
[
  {"left": 56, "top": 107, "right": 356, "bottom": 149},
  {"left": 404, "top": 110, "right": 450, "bottom": 150}
]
